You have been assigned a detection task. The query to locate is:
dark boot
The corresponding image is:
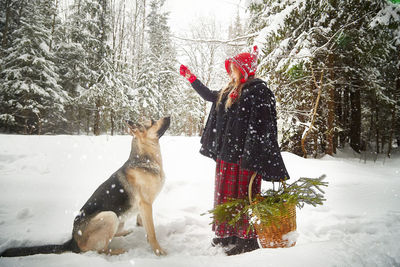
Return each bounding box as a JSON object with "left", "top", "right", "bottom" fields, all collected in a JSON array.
[
  {"left": 211, "top": 236, "right": 237, "bottom": 247},
  {"left": 225, "top": 238, "right": 259, "bottom": 256}
]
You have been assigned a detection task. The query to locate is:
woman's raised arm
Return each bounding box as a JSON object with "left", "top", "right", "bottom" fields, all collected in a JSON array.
[{"left": 180, "top": 65, "right": 218, "bottom": 102}]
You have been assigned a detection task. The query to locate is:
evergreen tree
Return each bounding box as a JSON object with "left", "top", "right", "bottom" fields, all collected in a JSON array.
[
  {"left": 0, "top": 0, "right": 67, "bottom": 134},
  {"left": 370, "top": 1, "right": 400, "bottom": 156},
  {"left": 62, "top": 0, "right": 126, "bottom": 135},
  {"left": 80, "top": 0, "right": 113, "bottom": 135},
  {"left": 53, "top": 0, "right": 88, "bottom": 134},
  {"left": 138, "top": 0, "right": 179, "bottom": 129},
  {"left": 246, "top": 0, "right": 400, "bottom": 157},
  {"left": 0, "top": 0, "right": 24, "bottom": 50},
  {"left": 0, "top": 0, "right": 25, "bottom": 131}
]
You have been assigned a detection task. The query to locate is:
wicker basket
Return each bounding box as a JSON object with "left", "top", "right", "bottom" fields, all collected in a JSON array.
[{"left": 249, "top": 173, "right": 297, "bottom": 248}]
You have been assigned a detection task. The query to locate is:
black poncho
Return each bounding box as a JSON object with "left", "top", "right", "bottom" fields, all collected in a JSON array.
[{"left": 191, "top": 78, "right": 290, "bottom": 182}]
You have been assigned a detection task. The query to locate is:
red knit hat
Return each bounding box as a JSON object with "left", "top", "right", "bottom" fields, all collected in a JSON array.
[{"left": 225, "top": 45, "right": 259, "bottom": 83}]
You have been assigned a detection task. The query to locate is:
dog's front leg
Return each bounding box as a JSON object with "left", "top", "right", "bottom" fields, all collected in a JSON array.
[{"left": 139, "top": 201, "right": 167, "bottom": 256}]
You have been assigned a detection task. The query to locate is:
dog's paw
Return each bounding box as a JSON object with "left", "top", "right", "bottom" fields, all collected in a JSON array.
[
  {"left": 101, "top": 248, "right": 127, "bottom": 256},
  {"left": 154, "top": 247, "right": 167, "bottom": 256},
  {"left": 115, "top": 229, "right": 133, "bottom": 237}
]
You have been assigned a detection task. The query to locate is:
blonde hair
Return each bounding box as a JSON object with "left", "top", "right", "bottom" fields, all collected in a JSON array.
[{"left": 217, "top": 64, "right": 252, "bottom": 110}]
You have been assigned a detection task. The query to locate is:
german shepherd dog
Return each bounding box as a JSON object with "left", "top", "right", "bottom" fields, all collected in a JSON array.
[{"left": 0, "top": 117, "right": 170, "bottom": 257}]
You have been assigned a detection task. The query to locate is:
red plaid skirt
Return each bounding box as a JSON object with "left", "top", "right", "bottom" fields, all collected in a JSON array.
[{"left": 212, "top": 158, "right": 262, "bottom": 239}]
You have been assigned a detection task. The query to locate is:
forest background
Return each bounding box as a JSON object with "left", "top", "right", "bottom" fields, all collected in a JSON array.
[{"left": 0, "top": 0, "right": 399, "bottom": 158}]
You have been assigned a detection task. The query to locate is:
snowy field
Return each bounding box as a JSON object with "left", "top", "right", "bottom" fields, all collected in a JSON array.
[{"left": 0, "top": 135, "right": 399, "bottom": 267}]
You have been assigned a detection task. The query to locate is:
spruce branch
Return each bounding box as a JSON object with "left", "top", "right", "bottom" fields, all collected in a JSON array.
[{"left": 204, "top": 175, "right": 328, "bottom": 227}]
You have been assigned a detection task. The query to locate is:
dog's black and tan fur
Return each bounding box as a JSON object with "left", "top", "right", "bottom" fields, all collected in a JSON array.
[{"left": 0, "top": 117, "right": 170, "bottom": 257}]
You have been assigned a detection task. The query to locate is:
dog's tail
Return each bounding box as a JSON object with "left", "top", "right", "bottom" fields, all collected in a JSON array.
[{"left": 0, "top": 238, "right": 79, "bottom": 257}]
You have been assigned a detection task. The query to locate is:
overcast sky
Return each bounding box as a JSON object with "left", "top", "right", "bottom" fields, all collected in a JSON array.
[
  {"left": 58, "top": 0, "right": 248, "bottom": 35},
  {"left": 164, "top": 0, "right": 247, "bottom": 33}
]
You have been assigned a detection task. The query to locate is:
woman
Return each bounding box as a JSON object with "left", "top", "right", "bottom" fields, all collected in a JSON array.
[{"left": 179, "top": 46, "right": 290, "bottom": 256}]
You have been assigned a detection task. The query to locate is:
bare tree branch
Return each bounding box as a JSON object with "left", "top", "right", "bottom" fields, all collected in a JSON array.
[{"left": 172, "top": 32, "right": 258, "bottom": 46}]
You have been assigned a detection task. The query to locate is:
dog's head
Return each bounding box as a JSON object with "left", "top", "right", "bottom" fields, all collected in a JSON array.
[{"left": 126, "top": 117, "right": 171, "bottom": 141}]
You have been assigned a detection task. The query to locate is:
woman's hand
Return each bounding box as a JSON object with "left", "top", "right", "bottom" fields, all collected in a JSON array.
[{"left": 179, "top": 65, "right": 197, "bottom": 83}]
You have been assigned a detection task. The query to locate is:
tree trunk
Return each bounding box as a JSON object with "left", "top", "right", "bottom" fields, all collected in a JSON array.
[
  {"left": 2, "top": 0, "right": 11, "bottom": 48},
  {"left": 313, "top": 132, "right": 318, "bottom": 158},
  {"left": 388, "top": 48, "right": 400, "bottom": 156},
  {"left": 94, "top": 98, "right": 101, "bottom": 136},
  {"left": 86, "top": 109, "right": 90, "bottom": 135},
  {"left": 375, "top": 98, "right": 380, "bottom": 154},
  {"left": 110, "top": 109, "right": 115, "bottom": 136},
  {"left": 136, "top": 0, "right": 146, "bottom": 75},
  {"left": 387, "top": 107, "right": 396, "bottom": 158},
  {"left": 77, "top": 107, "right": 81, "bottom": 135},
  {"left": 117, "top": 0, "right": 126, "bottom": 70},
  {"left": 301, "top": 67, "right": 324, "bottom": 158},
  {"left": 49, "top": 0, "right": 58, "bottom": 51},
  {"left": 397, "top": 48, "right": 400, "bottom": 148},
  {"left": 24, "top": 118, "right": 28, "bottom": 135},
  {"left": 333, "top": 83, "right": 340, "bottom": 152},
  {"left": 349, "top": 86, "right": 361, "bottom": 153},
  {"left": 368, "top": 100, "right": 374, "bottom": 151},
  {"left": 36, "top": 112, "right": 42, "bottom": 135},
  {"left": 131, "top": 0, "right": 139, "bottom": 76},
  {"left": 111, "top": 0, "right": 117, "bottom": 59},
  {"left": 326, "top": 53, "right": 335, "bottom": 155},
  {"left": 336, "top": 89, "right": 344, "bottom": 148},
  {"left": 188, "top": 116, "right": 193, "bottom": 136},
  {"left": 340, "top": 89, "right": 350, "bottom": 147}
]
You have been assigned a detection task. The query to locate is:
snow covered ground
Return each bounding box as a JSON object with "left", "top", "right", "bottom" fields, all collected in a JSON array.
[{"left": 0, "top": 134, "right": 399, "bottom": 267}]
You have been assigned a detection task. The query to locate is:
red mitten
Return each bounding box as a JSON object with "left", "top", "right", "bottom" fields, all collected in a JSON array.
[{"left": 179, "top": 64, "right": 197, "bottom": 83}]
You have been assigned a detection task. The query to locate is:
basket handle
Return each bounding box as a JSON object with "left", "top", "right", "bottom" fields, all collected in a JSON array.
[{"left": 248, "top": 172, "right": 258, "bottom": 204}]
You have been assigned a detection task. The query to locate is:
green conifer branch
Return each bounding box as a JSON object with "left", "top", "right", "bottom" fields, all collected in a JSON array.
[{"left": 205, "top": 175, "right": 328, "bottom": 227}]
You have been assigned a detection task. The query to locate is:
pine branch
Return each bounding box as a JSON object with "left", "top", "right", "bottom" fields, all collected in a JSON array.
[{"left": 205, "top": 175, "right": 328, "bottom": 227}]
